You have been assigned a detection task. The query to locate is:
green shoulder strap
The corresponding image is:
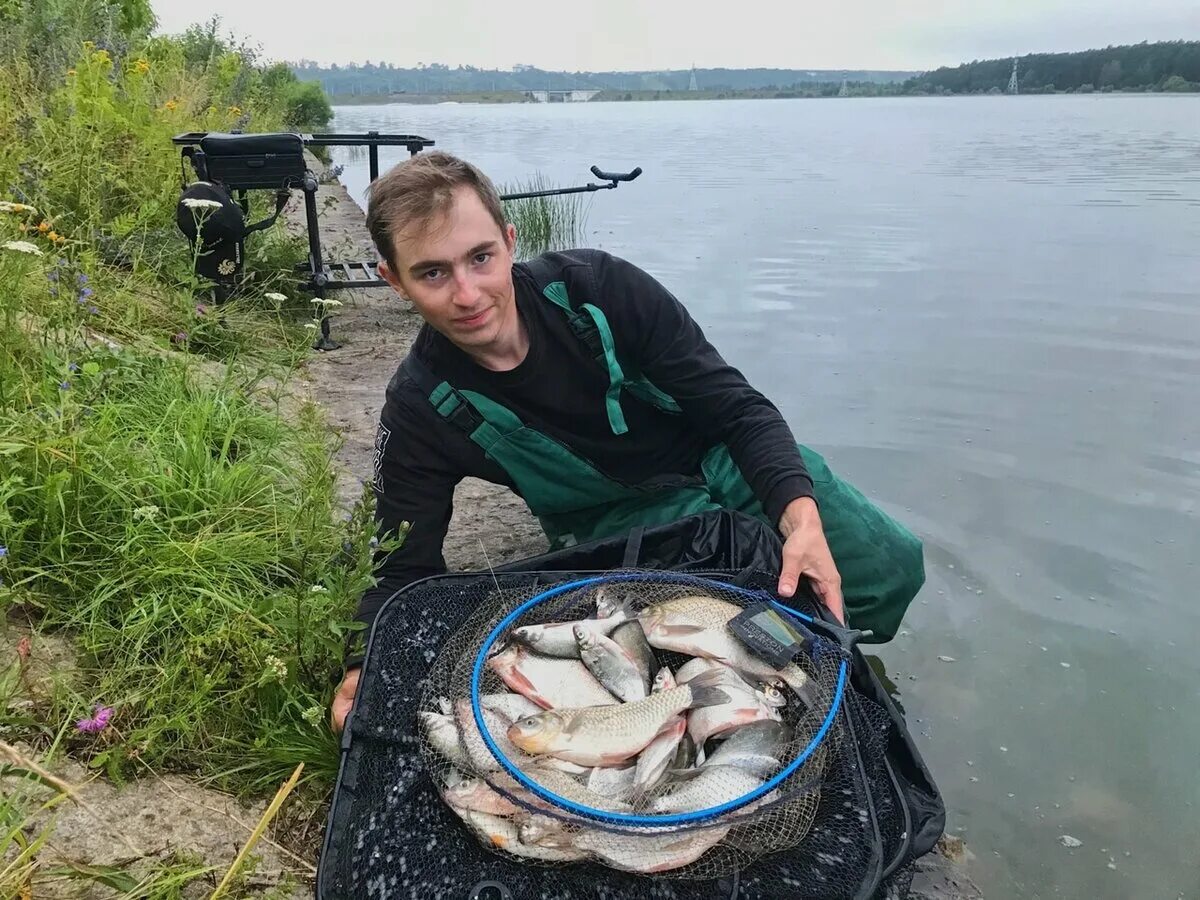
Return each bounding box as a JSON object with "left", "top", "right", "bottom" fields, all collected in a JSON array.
[{"left": 522, "top": 256, "right": 682, "bottom": 430}]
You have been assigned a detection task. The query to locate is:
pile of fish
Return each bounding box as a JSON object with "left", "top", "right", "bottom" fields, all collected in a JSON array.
[{"left": 419, "top": 585, "right": 826, "bottom": 875}]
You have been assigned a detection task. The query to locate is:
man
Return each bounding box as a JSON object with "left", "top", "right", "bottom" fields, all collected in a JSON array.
[{"left": 331, "top": 151, "right": 923, "bottom": 730}]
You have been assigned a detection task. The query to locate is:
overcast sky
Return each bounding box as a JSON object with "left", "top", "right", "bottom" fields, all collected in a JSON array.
[{"left": 150, "top": 0, "right": 1200, "bottom": 72}]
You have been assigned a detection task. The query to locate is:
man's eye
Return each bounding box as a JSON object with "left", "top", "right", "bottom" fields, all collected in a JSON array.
[
  {"left": 422, "top": 268, "right": 442, "bottom": 281},
  {"left": 473, "top": 253, "right": 491, "bottom": 265}
]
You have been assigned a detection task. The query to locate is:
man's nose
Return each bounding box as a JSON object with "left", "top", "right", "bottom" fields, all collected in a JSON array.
[{"left": 451, "top": 268, "right": 482, "bottom": 306}]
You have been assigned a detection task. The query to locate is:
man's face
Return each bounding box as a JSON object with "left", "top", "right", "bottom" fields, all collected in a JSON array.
[{"left": 379, "top": 186, "right": 519, "bottom": 354}]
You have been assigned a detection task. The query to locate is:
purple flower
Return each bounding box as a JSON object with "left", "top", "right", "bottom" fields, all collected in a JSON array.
[
  {"left": 59, "top": 381, "right": 70, "bottom": 390},
  {"left": 79, "top": 287, "right": 94, "bottom": 299},
  {"left": 0, "top": 547, "right": 7, "bottom": 558},
  {"left": 76, "top": 704, "right": 114, "bottom": 733},
  {"left": 171, "top": 331, "right": 188, "bottom": 344},
  {"left": 47, "top": 270, "right": 59, "bottom": 282},
  {"left": 87, "top": 306, "right": 98, "bottom": 315},
  {"left": 68, "top": 362, "right": 79, "bottom": 372},
  {"left": 77, "top": 273, "right": 88, "bottom": 286}
]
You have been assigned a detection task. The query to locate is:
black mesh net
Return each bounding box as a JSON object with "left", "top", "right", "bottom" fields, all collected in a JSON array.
[{"left": 318, "top": 571, "right": 922, "bottom": 899}]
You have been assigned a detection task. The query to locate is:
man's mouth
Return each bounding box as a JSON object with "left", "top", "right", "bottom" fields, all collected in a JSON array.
[{"left": 456, "top": 308, "right": 491, "bottom": 328}]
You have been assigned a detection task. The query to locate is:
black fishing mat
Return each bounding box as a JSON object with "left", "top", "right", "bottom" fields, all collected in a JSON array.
[{"left": 317, "top": 511, "right": 944, "bottom": 899}]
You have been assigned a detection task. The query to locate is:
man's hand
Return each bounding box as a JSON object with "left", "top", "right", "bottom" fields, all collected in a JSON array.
[
  {"left": 331, "top": 667, "right": 361, "bottom": 733},
  {"left": 777, "top": 497, "right": 845, "bottom": 624}
]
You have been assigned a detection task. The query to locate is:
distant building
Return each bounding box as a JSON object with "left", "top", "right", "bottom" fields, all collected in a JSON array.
[
  {"left": 526, "top": 89, "right": 601, "bottom": 103},
  {"left": 689, "top": 66, "right": 699, "bottom": 91}
]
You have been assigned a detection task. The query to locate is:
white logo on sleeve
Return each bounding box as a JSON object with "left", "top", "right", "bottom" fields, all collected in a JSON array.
[{"left": 372, "top": 423, "right": 392, "bottom": 491}]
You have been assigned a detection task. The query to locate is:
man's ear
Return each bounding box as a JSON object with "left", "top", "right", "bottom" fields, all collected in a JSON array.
[{"left": 377, "top": 259, "right": 408, "bottom": 299}]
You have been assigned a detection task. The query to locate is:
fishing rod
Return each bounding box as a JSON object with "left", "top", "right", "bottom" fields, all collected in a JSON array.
[{"left": 500, "top": 165, "right": 643, "bottom": 201}]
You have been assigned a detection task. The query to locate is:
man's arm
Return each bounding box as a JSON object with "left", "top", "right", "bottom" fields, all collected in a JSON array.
[{"left": 333, "top": 387, "right": 461, "bottom": 731}]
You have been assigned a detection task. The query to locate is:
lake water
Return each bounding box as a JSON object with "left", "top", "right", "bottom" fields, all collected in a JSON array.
[{"left": 329, "top": 97, "right": 1200, "bottom": 898}]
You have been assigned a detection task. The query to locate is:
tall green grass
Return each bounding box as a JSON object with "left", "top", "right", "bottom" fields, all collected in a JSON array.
[
  {"left": 499, "top": 174, "right": 590, "bottom": 259},
  {"left": 0, "top": 9, "right": 368, "bottom": 891}
]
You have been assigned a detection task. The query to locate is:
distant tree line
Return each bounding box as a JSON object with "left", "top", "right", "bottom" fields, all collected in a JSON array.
[
  {"left": 904, "top": 40, "right": 1200, "bottom": 94},
  {"left": 289, "top": 62, "right": 918, "bottom": 97},
  {"left": 292, "top": 41, "right": 1200, "bottom": 100}
]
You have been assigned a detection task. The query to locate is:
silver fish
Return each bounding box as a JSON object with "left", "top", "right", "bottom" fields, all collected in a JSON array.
[
  {"left": 651, "top": 764, "right": 764, "bottom": 814},
  {"left": 519, "top": 814, "right": 580, "bottom": 849},
  {"left": 611, "top": 621, "right": 656, "bottom": 693},
  {"left": 633, "top": 667, "right": 686, "bottom": 789},
  {"left": 479, "top": 692, "right": 542, "bottom": 723},
  {"left": 509, "top": 591, "right": 631, "bottom": 658},
  {"left": 594, "top": 583, "right": 642, "bottom": 619},
  {"left": 702, "top": 721, "right": 793, "bottom": 777},
  {"left": 574, "top": 824, "right": 729, "bottom": 873},
  {"left": 575, "top": 624, "right": 647, "bottom": 702},
  {"left": 486, "top": 643, "right": 618, "bottom": 709},
  {"left": 455, "top": 699, "right": 530, "bottom": 773},
  {"left": 457, "top": 809, "right": 589, "bottom": 862},
  {"left": 520, "top": 764, "right": 634, "bottom": 813},
  {"left": 687, "top": 673, "right": 783, "bottom": 754},
  {"left": 639, "top": 594, "right": 818, "bottom": 707},
  {"left": 419, "top": 711, "right": 470, "bottom": 769},
  {"left": 442, "top": 771, "right": 521, "bottom": 817},
  {"left": 507, "top": 670, "right": 729, "bottom": 767},
  {"left": 586, "top": 762, "right": 638, "bottom": 798}
]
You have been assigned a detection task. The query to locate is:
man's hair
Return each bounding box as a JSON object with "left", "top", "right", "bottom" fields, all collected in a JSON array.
[{"left": 366, "top": 150, "right": 506, "bottom": 272}]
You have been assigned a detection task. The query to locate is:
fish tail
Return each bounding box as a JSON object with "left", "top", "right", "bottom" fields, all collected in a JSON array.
[{"left": 685, "top": 668, "right": 731, "bottom": 710}]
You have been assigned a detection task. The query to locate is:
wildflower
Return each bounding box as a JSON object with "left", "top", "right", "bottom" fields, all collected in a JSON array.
[
  {"left": 195, "top": 303, "right": 208, "bottom": 315},
  {"left": 2, "top": 240, "right": 43, "bottom": 256},
  {"left": 36, "top": 221, "right": 49, "bottom": 233},
  {"left": 0, "top": 201, "right": 36, "bottom": 215},
  {"left": 76, "top": 704, "right": 114, "bottom": 733},
  {"left": 302, "top": 705, "right": 324, "bottom": 727},
  {"left": 0, "top": 547, "right": 7, "bottom": 558},
  {"left": 264, "top": 654, "right": 288, "bottom": 681},
  {"left": 77, "top": 273, "right": 88, "bottom": 286},
  {"left": 134, "top": 58, "right": 150, "bottom": 75},
  {"left": 170, "top": 331, "right": 187, "bottom": 344},
  {"left": 181, "top": 197, "right": 222, "bottom": 210},
  {"left": 265, "top": 291, "right": 287, "bottom": 303},
  {"left": 82, "top": 41, "right": 95, "bottom": 51},
  {"left": 59, "top": 381, "right": 70, "bottom": 390},
  {"left": 164, "top": 100, "right": 178, "bottom": 111},
  {"left": 68, "top": 362, "right": 79, "bottom": 372},
  {"left": 67, "top": 68, "right": 77, "bottom": 77},
  {"left": 304, "top": 322, "right": 318, "bottom": 330},
  {"left": 87, "top": 305, "right": 98, "bottom": 314},
  {"left": 310, "top": 297, "right": 343, "bottom": 308},
  {"left": 309, "top": 584, "right": 328, "bottom": 593},
  {"left": 132, "top": 505, "right": 159, "bottom": 521},
  {"left": 16, "top": 636, "right": 30, "bottom": 661},
  {"left": 49, "top": 232, "right": 66, "bottom": 245},
  {"left": 79, "top": 287, "right": 93, "bottom": 299},
  {"left": 47, "top": 270, "right": 59, "bottom": 282},
  {"left": 228, "top": 105, "right": 242, "bottom": 115}
]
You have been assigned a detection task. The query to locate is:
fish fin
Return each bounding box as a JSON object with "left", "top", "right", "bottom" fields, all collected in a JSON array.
[{"left": 685, "top": 668, "right": 732, "bottom": 710}]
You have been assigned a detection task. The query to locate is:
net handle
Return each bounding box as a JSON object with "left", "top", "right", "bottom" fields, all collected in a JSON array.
[{"left": 469, "top": 570, "right": 849, "bottom": 828}]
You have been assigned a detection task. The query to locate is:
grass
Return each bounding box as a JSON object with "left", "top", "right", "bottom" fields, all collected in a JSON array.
[
  {"left": 0, "top": 3, "right": 376, "bottom": 896},
  {"left": 499, "top": 174, "right": 590, "bottom": 258}
]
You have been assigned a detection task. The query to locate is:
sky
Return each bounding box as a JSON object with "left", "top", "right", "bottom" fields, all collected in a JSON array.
[{"left": 150, "top": 0, "right": 1200, "bottom": 72}]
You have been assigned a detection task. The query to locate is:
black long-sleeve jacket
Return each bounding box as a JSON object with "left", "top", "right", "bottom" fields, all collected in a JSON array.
[{"left": 351, "top": 249, "right": 813, "bottom": 657}]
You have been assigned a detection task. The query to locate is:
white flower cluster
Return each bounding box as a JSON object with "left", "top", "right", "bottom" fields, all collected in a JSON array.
[{"left": 2, "top": 240, "right": 43, "bottom": 256}]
